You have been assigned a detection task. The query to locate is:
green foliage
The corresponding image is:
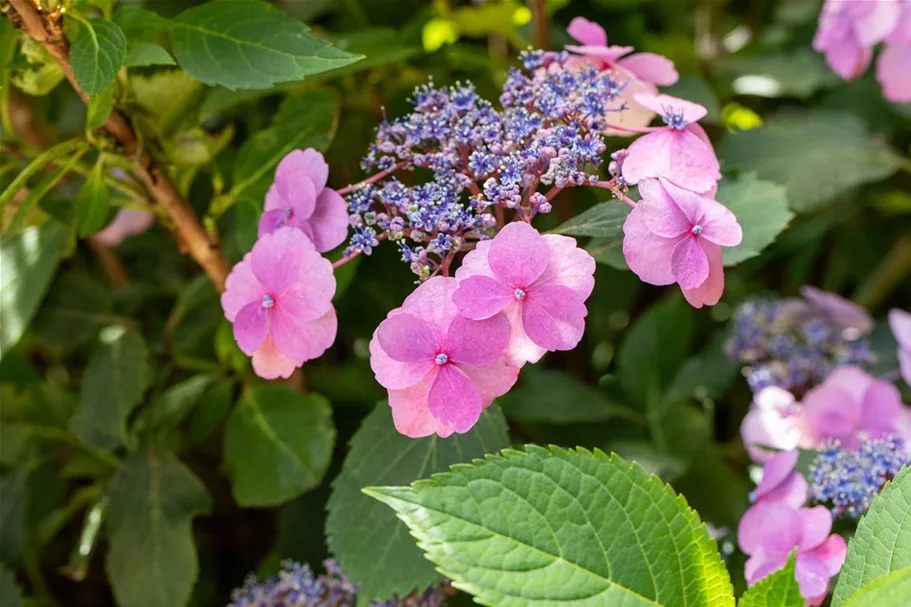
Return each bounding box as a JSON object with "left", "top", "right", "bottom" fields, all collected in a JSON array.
[
  {"left": 839, "top": 568, "right": 911, "bottom": 607},
  {"left": 0, "top": 564, "right": 22, "bottom": 607},
  {"left": 327, "top": 405, "right": 510, "bottom": 603},
  {"left": 722, "top": 50, "right": 839, "bottom": 99},
  {"left": 367, "top": 446, "right": 734, "bottom": 607},
  {"left": 0, "top": 465, "right": 28, "bottom": 564},
  {"left": 123, "top": 43, "right": 175, "bottom": 68},
  {"left": 550, "top": 200, "right": 631, "bottom": 238},
  {"left": 69, "top": 18, "right": 127, "bottom": 96},
  {"left": 85, "top": 85, "right": 115, "bottom": 128},
  {"left": 501, "top": 367, "right": 636, "bottom": 423},
  {"left": 718, "top": 174, "right": 793, "bottom": 266},
  {"left": 75, "top": 158, "right": 111, "bottom": 236},
  {"left": 737, "top": 554, "right": 802, "bottom": 607}
]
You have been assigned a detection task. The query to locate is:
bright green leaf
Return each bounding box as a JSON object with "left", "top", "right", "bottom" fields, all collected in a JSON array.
[
  {"left": 737, "top": 553, "right": 802, "bottom": 607},
  {"left": 10, "top": 35, "right": 64, "bottom": 96},
  {"left": 840, "top": 568, "right": 911, "bottom": 607},
  {"left": 124, "top": 42, "right": 176, "bottom": 67},
  {"left": 550, "top": 200, "right": 631, "bottom": 238},
  {"left": 719, "top": 174, "right": 794, "bottom": 266},
  {"left": 76, "top": 158, "right": 111, "bottom": 237},
  {"left": 142, "top": 375, "right": 214, "bottom": 435},
  {"left": 224, "top": 386, "right": 335, "bottom": 507},
  {"left": 367, "top": 446, "right": 734, "bottom": 607},
  {"left": 170, "top": 0, "right": 362, "bottom": 90},
  {"left": 105, "top": 445, "right": 212, "bottom": 607},
  {"left": 423, "top": 18, "right": 460, "bottom": 52},
  {"left": 0, "top": 563, "right": 23, "bottom": 607},
  {"left": 327, "top": 405, "right": 509, "bottom": 603},
  {"left": 86, "top": 84, "right": 115, "bottom": 128},
  {"left": 69, "top": 18, "right": 127, "bottom": 96},
  {"left": 129, "top": 70, "right": 206, "bottom": 138}
]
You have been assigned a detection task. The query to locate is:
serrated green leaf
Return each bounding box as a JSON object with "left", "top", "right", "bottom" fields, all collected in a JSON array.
[
  {"left": 69, "top": 326, "right": 151, "bottom": 450},
  {"left": 124, "top": 43, "right": 175, "bottom": 67},
  {"left": 550, "top": 201, "right": 631, "bottom": 238},
  {"left": 0, "top": 222, "right": 66, "bottom": 359},
  {"left": 69, "top": 18, "right": 126, "bottom": 96},
  {"left": 0, "top": 563, "right": 23, "bottom": 607},
  {"left": 85, "top": 84, "right": 114, "bottom": 128},
  {"left": 367, "top": 446, "right": 734, "bottom": 607},
  {"left": 76, "top": 158, "right": 111, "bottom": 236},
  {"left": 718, "top": 112, "right": 903, "bottom": 212},
  {"left": 105, "top": 445, "right": 211, "bottom": 607},
  {"left": 224, "top": 386, "right": 335, "bottom": 507},
  {"left": 718, "top": 174, "right": 794, "bottom": 267},
  {"left": 832, "top": 466, "right": 911, "bottom": 605},
  {"left": 737, "top": 553, "right": 802, "bottom": 607},
  {"left": 327, "top": 405, "right": 510, "bottom": 604},
  {"left": 840, "top": 568, "right": 911, "bottom": 607},
  {"left": 169, "top": 0, "right": 362, "bottom": 90}
]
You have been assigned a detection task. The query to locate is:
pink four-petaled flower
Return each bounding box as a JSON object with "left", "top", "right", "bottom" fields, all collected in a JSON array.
[{"left": 752, "top": 449, "right": 808, "bottom": 509}]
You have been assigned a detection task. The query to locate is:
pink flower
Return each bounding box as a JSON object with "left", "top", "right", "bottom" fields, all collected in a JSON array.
[
  {"left": 221, "top": 227, "right": 337, "bottom": 380},
  {"left": 877, "top": 1, "right": 911, "bottom": 102},
  {"left": 258, "top": 149, "right": 349, "bottom": 253},
  {"left": 813, "top": 0, "right": 901, "bottom": 80},
  {"left": 370, "top": 277, "right": 519, "bottom": 438},
  {"left": 752, "top": 449, "right": 808, "bottom": 509},
  {"left": 800, "top": 365, "right": 908, "bottom": 450},
  {"left": 889, "top": 308, "right": 911, "bottom": 386},
  {"left": 93, "top": 208, "right": 155, "bottom": 246},
  {"left": 738, "top": 502, "right": 847, "bottom": 606},
  {"left": 741, "top": 387, "right": 802, "bottom": 463},
  {"left": 564, "top": 17, "right": 678, "bottom": 135},
  {"left": 622, "top": 177, "right": 742, "bottom": 308},
  {"left": 452, "top": 222, "right": 595, "bottom": 366},
  {"left": 620, "top": 93, "right": 721, "bottom": 195},
  {"left": 800, "top": 286, "right": 873, "bottom": 337}
]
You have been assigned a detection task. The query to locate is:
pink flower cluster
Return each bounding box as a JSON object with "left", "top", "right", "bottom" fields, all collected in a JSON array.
[
  {"left": 814, "top": 0, "right": 911, "bottom": 103},
  {"left": 221, "top": 149, "right": 349, "bottom": 379}
]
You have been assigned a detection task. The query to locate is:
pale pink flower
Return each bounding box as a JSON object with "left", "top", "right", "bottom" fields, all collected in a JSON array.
[
  {"left": 564, "top": 17, "right": 678, "bottom": 135},
  {"left": 452, "top": 222, "right": 595, "bottom": 366},
  {"left": 258, "top": 149, "right": 349, "bottom": 253},
  {"left": 738, "top": 502, "right": 847, "bottom": 606},
  {"left": 620, "top": 93, "right": 721, "bottom": 195},
  {"left": 889, "top": 308, "right": 911, "bottom": 385},
  {"left": 877, "top": 1, "right": 911, "bottom": 102},
  {"left": 800, "top": 365, "right": 908, "bottom": 450},
  {"left": 622, "top": 177, "right": 742, "bottom": 308},
  {"left": 752, "top": 449, "right": 808, "bottom": 509},
  {"left": 814, "top": 0, "right": 901, "bottom": 80},
  {"left": 741, "top": 387, "right": 803, "bottom": 463},
  {"left": 370, "top": 277, "right": 519, "bottom": 438},
  {"left": 221, "top": 227, "right": 337, "bottom": 380},
  {"left": 93, "top": 208, "right": 155, "bottom": 246}
]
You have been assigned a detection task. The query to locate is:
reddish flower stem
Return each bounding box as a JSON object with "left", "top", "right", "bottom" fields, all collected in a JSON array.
[
  {"left": 336, "top": 163, "right": 406, "bottom": 196},
  {"left": 603, "top": 123, "right": 661, "bottom": 134},
  {"left": 588, "top": 181, "right": 638, "bottom": 208}
]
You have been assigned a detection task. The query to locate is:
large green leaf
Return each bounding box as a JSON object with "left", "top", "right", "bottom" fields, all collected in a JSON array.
[
  {"left": 840, "top": 568, "right": 911, "bottom": 607},
  {"left": 224, "top": 386, "right": 335, "bottom": 507},
  {"left": 550, "top": 201, "right": 631, "bottom": 238},
  {"left": 105, "top": 446, "right": 212, "bottom": 607},
  {"left": 718, "top": 112, "right": 903, "bottom": 212},
  {"left": 832, "top": 466, "right": 911, "bottom": 605},
  {"left": 0, "top": 222, "right": 66, "bottom": 359},
  {"left": 69, "top": 18, "right": 126, "bottom": 96},
  {"left": 124, "top": 43, "right": 175, "bottom": 67},
  {"left": 737, "top": 553, "right": 802, "bottom": 607},
  {"left": 69, "top": 326, "right": 151, "bottom": 450},
  {"left": 33, "top": 272, "right": 113, "bottom": 349},
  {"left": 326, "top": 405, "right": 509, "bottom": 604},
  {"left": 169, "top": 0, "right": 362, "bottom": 90},
  {"left": 367, "top": 446, "right": 734, "bottom": 607},
  {"left": 0, "top": 563, "right": 22, "bottom": 607},
  {"left": 718, "top": 174, "right": 794, "bottom": 267}
]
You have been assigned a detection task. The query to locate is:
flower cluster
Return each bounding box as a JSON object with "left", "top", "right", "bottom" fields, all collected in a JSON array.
[
  {"left": 810, "top": 435, "right": 909, "bottom": 518},
  {"left": 813, "top": 0, "right": 911, "bottom": 103},
  {"left": 228, "top": 560, "right": 447, "bottom": 607},
  {"left": 726, "top": 287, "right": 875, "bottom": 393}
]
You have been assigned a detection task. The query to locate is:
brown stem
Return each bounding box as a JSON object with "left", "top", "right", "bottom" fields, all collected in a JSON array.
[
  {"left": 86, "top": 236, "right": 130, "bottom": 287},
  {"left": 529, "top": 0, "right": 550, "bottom": 50},
  {"left": 7, "top": 0, "right": 230, "bottom": 290}
]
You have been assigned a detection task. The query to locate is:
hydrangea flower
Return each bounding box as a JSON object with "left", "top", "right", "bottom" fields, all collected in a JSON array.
[
  {"left": 453, "top": 222, "right": 595, "bottom": 365},
  {"left": 564, "top": 17, "right": 678, "bottom": 134},
  {"left": 751, "top": 449, "right": 808, "bottom": 508},
  {"left": 800, "top": 286, "right": 873, "bottom": 337},
  {"left": 620, "top": 93, "right": 721, "bottom": 195},
  {"left": 622, "top": 177, "right": 742, "bottom": 308},
  {"left": 738, "top": 503, "right": 846, "bottom": 606},
  {"left": 889, "top": 308, "right": 911, "bottom": 385},
  {"left": 813, "top": 0, "right": 900, "bottom": 80},
  {"left": 259, "top": 149, "right": 349, "bottom": 253},
  {"left": 222, "top": 227, "right": 337, "bottom": 380},
  {"left": 800, "top": 365, "right": 908, "bottom": 450},
  {"left": 93, "top": 208, "right": 155, "bottom": 246},
  {"left": 370, "top": 277, "right": 519, "bottom": 438},
  {"left": 877, "top": 0, "right": 911, "bottom": 102},
  {"left": 741, "top": 387, "right": 803, "bottom": 463}
]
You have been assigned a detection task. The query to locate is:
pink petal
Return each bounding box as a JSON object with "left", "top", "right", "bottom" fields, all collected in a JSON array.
[
  {"left": 251, "top": 334, "right": 303, "bottom": 380},
  {"left": 800, "top": 286, "right": 873, "bottom": 334},
  {"left": 622, "top": 129, "right": 721, "bottom": 194},
  {"left": 270, "top": 306, "right": 338, "bottom": 362},
  {"left": 369, "top": 326, "right": 436, "bottom": 390},
  {"left": 271, "top": 174, "right": 317, "bottom": 221},
  {"left": 521, "top": 284, "right": 587, "bottom": 352},
  {"left": 258, "top": 208, "right": 290, "bottom": 238},
  {"left": 795, "top": 555, "right": 831, "bottom": 601},
  {"left": 400, "top": 277, "right": 459, "bottom": 337},
  {"left": 738, "top": 502, "right": 802, "bottom": 556},
  {"left": 222, "top": 253, "right": 264, "bottom": 321},
  {"left": 888, "top": 1, "right": 911, "bottom": 45},
  {"left": 252, "top": 228, "right": 334, "bottom": 320},
  {"left": 307, "top": 188, "right": 350, "bottom": 253},
  {"left": 806, "top": 534, "right": 847, "bottom": 577},
  {"left": 488, "top": 222, "right": 549, "bottom": 289},
  {"left": 877, "top": 44, "right": 911, "bottom": 103},
  {"left": 387, "top": 370, "right": 455, "bottom": 438},
  {"left": 93, "top": 209, "right": 155, "bottom": 246},
  {"left": 233, "top": 301, "right": 269, "bottom": 355},
  {"left": 741, "top": 393, "right": 801, "bottom": 463},
  {"left": 445, "top": 314, "right": 510, "bottom": 366},
  {"left": 800, "top": 384, "right": 862, "bottom": 446},
  {"left": 428, "top": 364, "right": 483, "bottom": 433},
  {"left": 564, "top": 45, "right": 634, "bottom": 64},
  {"left": 457, "top": 358, "right": 520, "bottom": 405},
  {"left": 275, "top": 149, "right": 327, "bottom": 208},
  {"left": 376, "top": 313, "right": 439, "bottom": 362},
  {"left": 622, "top": 203, "right": 677, "bottom": 285},
  {"left": 671, "top": 237, "right": 710, "bottom": 290},
  {"left": 756, "top": 450, "right": 799, "bottom": 497},
  {"left": 639, "top": 180, "right": 692, "bottom": 238},
  {"left": 900, "top": 349, "right": 911, "bottom": 388},
  {"left": 819, "top": 365, "right": 874, "bottom": 403},
  {"left": 535, "top": 235, "right": 597, "bottom": 300},
  {"left": 824, "top": 35, "right": 872, "bottom": 80},
  {"left": 566, "top": 17, "right": 607, "bottom": 46},
  {"left": 854, "top": 0, "right": 902, "bottom": 47},
  {"left": 658, "top": 178, "right": 706, "bottom": 224},
  {"left": 859, "top": 379, "right": 905, "bottom": 436},
  {"left": 798, "top": 506, "right": 833, "bottom": 551},
  {"left": 453, "top": 275, "right": 515, "bottom": 320},
  {"left": 502, "top": 302, "right": 547, "bottom": 366},
  {"left": 889, "top": 308, "right": 911, "bottom": 350},
  {"left": 698, "top": 199, "right": 743, "bottom": 247},
  {"left": 455, "top": 240, "right": 494, "bottom": 280},
  {"left": 605, "top": 73, "right": 659, "bottom": 136},
  {"left": 633, "top": 93, "right": 707, "bottom": 123},
  {"left": 616, "top": 52, "right": 679, "bottom": 86},
  {"left": 681, "top": 241, "right": 725, "bottom": 308},
  {"left": 760, "top": 473, "right": 809, "bottom": 509},
  {"left": 746, "top": 552, "right": 790, "bottom": 587}
]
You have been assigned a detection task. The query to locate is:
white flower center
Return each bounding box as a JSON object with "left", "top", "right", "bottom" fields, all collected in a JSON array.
[
  {"left": 262, "top": 294, "right": 275, "bottom": 309},
  {"left": 434, "top": 353, "right": 449, "bottom": 365},
  {"left": 514, "top": 288, "right": 527, "bottom": 301}
]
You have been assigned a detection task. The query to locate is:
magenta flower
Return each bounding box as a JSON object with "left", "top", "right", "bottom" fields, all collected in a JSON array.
[
  {"left": 258, "top": 149, "right": 349, "bottom": 253},
  {"left": 814, "top": 0, "right": 901, "bottom": 80},
  {"left": 620, "top": 93, "right": 721, "bottom": 195},
  {"left": 452, "top": 222, "right": 595, "bottom": 366},
  {"left": 741, "top": 387, "right": 803, "bottom": 463},
  {"left": 889, "top": 308, "right": 911, "bottom": 386},
  {"left": 877, "top": 1, "right": 911, "bottom": 102},
  {"left": 221, "top": 227, "right": 337, "bottom": 380},
  {"left": 738, "top": 502, "right": 847, "bottom": 606},
  {"left": 93, "top": 208, "right": 155, "bottom": 246},
  {"left": 800, "top": 365, "right": 908, "bottom": 450},
  {"left": 623, "top": 177, "right": 742, "bottom": 308},
  {"left": 753, "top": 450, "right": 808, "bottom": 509},
  {"left": 564, "top": 17, "right": 678, "bottom": 135},
  {"left": 370, "top": 277, "right": 519, "bottom": 438}
]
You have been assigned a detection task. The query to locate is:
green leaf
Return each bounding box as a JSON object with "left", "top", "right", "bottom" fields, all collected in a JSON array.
[
  {"left": 327, "top": 405, "right": 510, "bottom": 604},
  {"left": 0, "top": 563, "right": 23, "bottom": 607},
  {"left": 718, "top": 112, "right": 904, "bottom": 212},
  {"left": 737, "top": 553, "right": 802, "bottom": 607},
  {"left": 0, "top": 222, "right": 66, "bottom": 359},
  {"left": 142, "top": 375, "right": 214, "bottom": 435},
  {"left": 0, "top": 139, "right": 87, "bottom": 211},
  {"left": 76, "top": 158, "right": 111, "bottom": 236},
  {"left": 86, "top": 85, "right": 114, "bottom": 129},
  {"left": 113, "top": 6, "right": 172, "bottom": 40},
  {"left": 69, "top": 326, "right": 151, "bottom": 450},
  {"left": 550, "top": 201, "right": 631, "bottom": 238},
  {"left": 33, "top": 272, "right": 114, "bottom": 349},
  {"left": 366, "top": 446, "right": 734, "bottom": 607},
  {"left": 832, "top": 466, "right": 911, "bottom": 605},
  {"left": 718, "top": 174, "right": 794, "bottom": 267},
  {"left": 722, "top": 49, "right": 839, "bottom": 99},
  {"left": 128, "top": 70, "right": 206, "bottom": 138},
  {"left": 124, "top": 42, "right": 176, "bottom": 67},
  {"left": 170, "top": 0, "right": 362, "bottom": 90},
  {"left": 0, "top": 465, "right": 28, "bottom": 564},
  {"left": 186, "top": 380, "right": 234, "bottom": 447},
  {"left": 224, "top": 386, "right": 336, "bottom": 507},
  {"left": 840, "top": 568, "right": 911, "bottom": 607},
  {"left": 586, "top": 235, "right": 628, "bottom": 270},
  {"left": 69, "top": 18, "right": 127, "bottom": 96},
  {"left": 11, "top": 36, "right": 64, "bottom": 95},
  {"left": 105, "top": 445, "right": 212, "bottom": 607}
]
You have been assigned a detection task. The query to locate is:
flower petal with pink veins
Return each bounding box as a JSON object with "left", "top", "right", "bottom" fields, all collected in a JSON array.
[
  {"left": 566, "top": 16, "right": 607, "bottom": 46},
  {"left": 622, "top": 203, "right": 678, "bottom": 286},
  {"left": 859, "top": 379, "right": 905, "bottom": 435},
  {"left": 640, "top": 185, "right": 692, "bottom": 238},
  {"left": 817, "top": 365, "right": 873, "bottom": 403},
  {"left": 801, "top": 384, "right": 862, "bottom": 447},
  {"left": 747, "top": 553, "right": 790, "bottom": 587},
  {"left": 488, "top": 222, "right": 550, "bottom": 288},
  {"left": 808, "top": 534, "right": 847, "bottom": 577},
  {"left": 521, "top": 284, "right": 587, "bottom": 352},
  {"left": 800, "top": 286, "right": 873, "bottom": 334},
  {"left": 233, "top": 301, "right": 269, "bottom": 355},
  {"left": 634, "top": 92, "right": 707, "bottom": 123},
  {"left": 617, "top": 52, "right": 679, "bottom": 86},
  {"left": 308, "top": 188, "right": 350, "bottom": 252},
  {"left": 250, "top": 228, "right": 316, "bottom": 293},
  {"left": 376, "top": 313, "right": 440, "bottom": 362},
  {"left": 738, "top": 502, "right": 802, "bottom": 556},
  {"left": 222, "top": 253, "right": 264, "bottom": 321},
  {"left": 761, "top": 474, "right": 809, "bottom": 509},
  {"left": 877, "top": 44, "right": 911, "bottom": 103},
  {"left": 825, "top": 34, "right": 872, "bottom": 80},
  {"left": 603, "top": 72, "right": 658, "bottom": 136},
  {"left": 457, "top": 359, "right": 520, "bottom": 405},
  {"left": 798, "top": 506, "right": 833, "bottom": 551},
  {"left": 756, "top": 450, "right": 798, "bottom": 497},
  {"left": 446, "top": 314, "right": 510, "bottom": 366},
  {"left": 400, "top": 276, "right": 460, "bottom": 335},
  {"left": 535, "top": 235, "right": 596, "bottom": 299},
  {"left": 271, "top": 306, "right": 338, "bottom": 362},
  {"left": 671, "top": 237, "right": 709, "bottom": 290},
  {"left": 388, "top": 370, "right": 454, "bottom": 438},
  {"left": 794, "top": 556, "right": 831, "bottom": 601},
  {"left": 369, "top": 330, "right": 435, "bottom": 390},
  {"left": 502, "top": 302, "right": 547, "bottom": 366},
  {"left": 622, "top": 129, "right": 720, "bottom": 194},
  {"left": 428, "top": 364, "right": 483, "bottom": 433},
  {"left": 252, "top": 335, "right": 303, "bottom": 380},
  {"left": 277, "top": 148, "right": 328, "bottom": 203},
  {"left": 697, "top": 198, "right": 743, "bottom": 247},
  {"left": 453, "top": 275, "right": 516, "bottom": 320},
  {"left": 853, "top": 0, "right": 902, "bottom": 47},
  {"left": 270, "top": 172, "right": 317, "bottom": 220},
  {"left": 681, "top": 241, "right": 725, "bottom": 308}
]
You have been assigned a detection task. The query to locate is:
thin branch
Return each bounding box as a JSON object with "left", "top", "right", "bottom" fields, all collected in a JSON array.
[{"left": 529, "top": 0, "right": 550, "bottom": 50}]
